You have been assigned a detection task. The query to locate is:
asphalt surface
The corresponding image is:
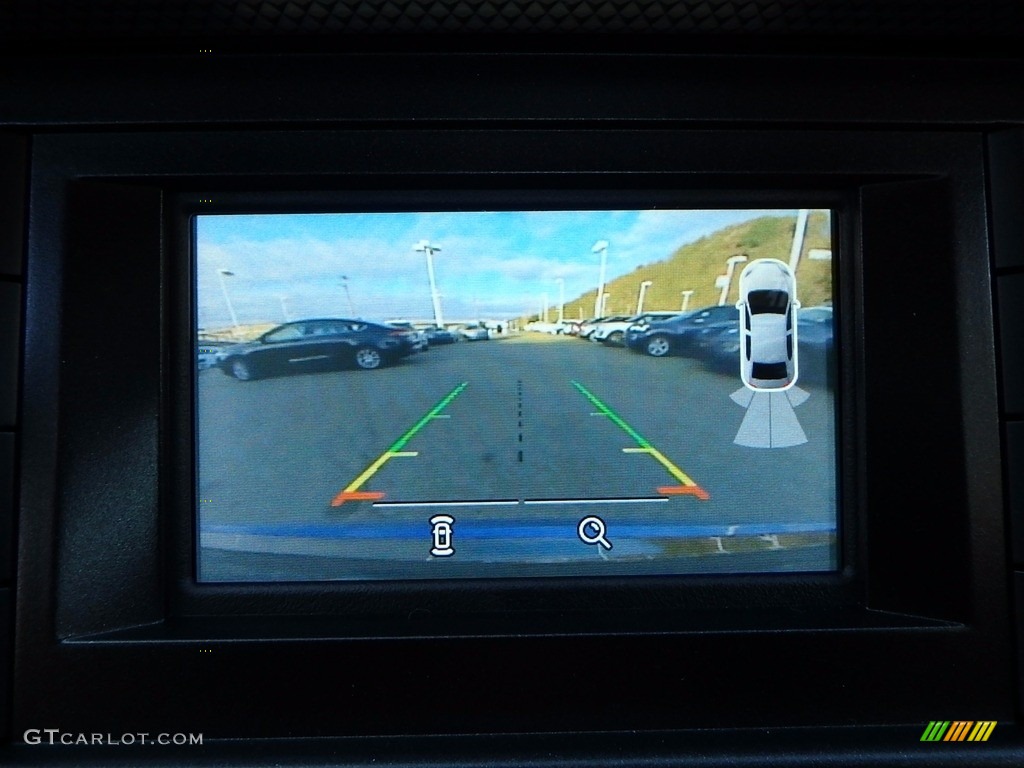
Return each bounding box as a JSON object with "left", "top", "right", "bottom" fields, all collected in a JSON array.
[{"left": 197, "top": 334, "right": 838, "bottom": 581}]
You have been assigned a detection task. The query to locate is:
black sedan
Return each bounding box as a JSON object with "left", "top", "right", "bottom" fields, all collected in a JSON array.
[
  {"left": 625, "top": 305, "right": 740, "bottom": 357},
  {"left": 216, "top": 319, "right": 417, "bottom": 380}
]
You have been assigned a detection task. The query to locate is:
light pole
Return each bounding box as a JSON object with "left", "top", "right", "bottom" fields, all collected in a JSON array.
[
  {"left": 636, "top": 280, "right": 653, "bottom": 314},
  {"left": 217, "top": 268, "right": 240, "bottom": 337},
  {"left": 788, "top": 209, "right": 810, "bottom": 272},
  {"left": 278, "top": 295, "right": 290, "bottom": 322},
  {"left": 592, "top": 240, "right": 608, "bottom": 318},
  {"left": 555, "top": 278, "right": 565, "bottom": 324},
  {"left": 600, "top": 292, "right": 610, "bottom": 316},
  {"left": 340, "top": 275, "right": 355, "bottom": 316},
  {"left": 680, "top": 290, "right": 694, "bottom": 312},
  {"left": 414, "top": 240, "right": 444, "bottom": 328},
  {"left": 716, "top": 255, "right": 748, "bottom": 306}
]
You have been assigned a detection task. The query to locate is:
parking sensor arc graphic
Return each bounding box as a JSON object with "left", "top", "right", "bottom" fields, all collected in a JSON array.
[
  {"left": 331, "top": 381, "right": 469, "bottom": 506},
  {"left": 570, "top": 380, "right": 708, "bottom": 500}
]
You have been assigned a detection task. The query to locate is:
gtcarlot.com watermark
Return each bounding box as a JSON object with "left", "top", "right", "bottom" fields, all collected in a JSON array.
[{"left": 24, "top": 729, "right": 203, "bottom": 746}]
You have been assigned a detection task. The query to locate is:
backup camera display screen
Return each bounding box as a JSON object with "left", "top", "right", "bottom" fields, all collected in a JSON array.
[{"left": 195, "top": 208, "right": 839, "bottom": 581}]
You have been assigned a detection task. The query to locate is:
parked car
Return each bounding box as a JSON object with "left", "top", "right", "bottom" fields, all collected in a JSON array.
[
  {"left": 735, "top": 259, "right": 800, "bottom": 390},
  {"left": 196, "top": 339, "right": 233, "bottom": 370},
  {"left": 580, "top": 315, "right": 628, "bottom": 340},
  {"left": 590, "top": 311, "right": 681, "bottom": 345},
  {"left": 525, "top": 321, "right": 570, "bottom": 334},
  {"left": 217, "top": 318, "right": 417, "bottom": 379},
  {"left": 625, "top": 305, "right": 740, "bottom": 357},
  {"left": 386, "top": 321, "right": 429, "bottom": 351},
  {"left": 422, "top": 325, "right": 458, "bottom": 345},
  {"left": 458, "top": 324, "right": 490, "bottom": 341}
]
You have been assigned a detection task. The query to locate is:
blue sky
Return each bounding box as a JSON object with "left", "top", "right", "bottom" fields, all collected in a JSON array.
[{"left": 195, "top": 208, "right": 800, "bottom": 329}]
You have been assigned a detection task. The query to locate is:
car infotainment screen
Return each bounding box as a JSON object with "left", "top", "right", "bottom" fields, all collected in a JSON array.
[{"left": 195, "top": 207, "right": 839, "bottom": 582}]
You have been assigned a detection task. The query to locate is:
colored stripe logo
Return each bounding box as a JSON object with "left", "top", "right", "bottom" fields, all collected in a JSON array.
[{"left": 921, "top": 721, "right": 996, "bottom": 742}]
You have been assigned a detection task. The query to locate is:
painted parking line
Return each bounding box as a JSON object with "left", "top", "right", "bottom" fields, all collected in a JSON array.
[
  {"left": 571, "top": 380, "right": 709, "bottom": 501},
  {"left": 331, "top": 381, "right": 469, "bottom": 506}
]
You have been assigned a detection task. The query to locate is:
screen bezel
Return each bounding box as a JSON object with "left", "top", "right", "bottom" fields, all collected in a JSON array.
[{"left": 174, "top": 187, "right": 854, "bottom": 630}]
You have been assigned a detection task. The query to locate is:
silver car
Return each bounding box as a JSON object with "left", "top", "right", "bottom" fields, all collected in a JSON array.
[{"left": 735, "top": 259, "right": 800, "bottom": 391}]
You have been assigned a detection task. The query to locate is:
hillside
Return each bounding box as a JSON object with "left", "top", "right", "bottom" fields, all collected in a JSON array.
[{"left": 550, "top": 212, "right": 832, "bottom": 322}]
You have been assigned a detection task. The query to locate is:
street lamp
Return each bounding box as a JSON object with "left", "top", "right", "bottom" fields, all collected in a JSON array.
[
  {"left": 636, "top": 280, "right": 653, "bottom": 314},
  {"left": 555, "top": 278, "right": 565, "bottom": 324},
  {"left": 788, "top": 209, "right": 810, "bottom": 272},
  {"left": 600, "top": 292, "right": 610, "bottom": 316},
  {"left": 716, "top": 255, "right": 749, "bottom": 306},
  {"left": 413, "top": 240, "right": 444, "bottom": 327},
  {"left": 340, "top": 275, "right": 355, "bottom": 316},
  {"left": 216, "top": 268, "right": 240, "bottom": 337},
  {"left": 592, "top": 240, "right": 609, "bottom": 318},
  {"left": 680, "top": 290, "right": 694, "bottom": 312}
]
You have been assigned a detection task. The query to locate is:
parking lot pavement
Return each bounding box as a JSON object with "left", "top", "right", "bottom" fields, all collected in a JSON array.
[{"left": 197, "top": 335, "right": 838, "bottom": 581}]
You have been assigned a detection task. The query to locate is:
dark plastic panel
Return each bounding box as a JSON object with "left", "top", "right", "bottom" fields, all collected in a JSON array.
[
  {"left": 54, "top": 182, "right": 164, "bottom": 638},
  {"left": 861, "top": 179, "right": 972, "bottom": 619},
  {"left": 0, "top": 135, "right": 26, "bottom": 278},
  {"left": 1019, "top": 570, "right": 1024, "bottom": 715},
  {"left": 12, "top": 55, "right": 1024, "bottom": 128},
  {"left": 3, "top": 0, "right": 1024, "bottom": 44},
  {"left": 1011, "top": 422, "right": 1024, "bottom": 565},
  {"left": 989, "top": 131, "right": 1024, "bottom": 270},
  {"left": 1000, "top": 275, "right": 1024, "bottom": 416},
  {"left": 0, "top": 433, "right": 11, "bottom": 582},
  {"left": 0, "top": 284, "right": 19, "bottom": 430},
  {"left": 0, "top": 588, "right": 8, "bottom": 741}
]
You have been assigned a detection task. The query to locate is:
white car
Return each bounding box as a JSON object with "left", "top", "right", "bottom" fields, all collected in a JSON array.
[
  {"left": 582, "top": 315, "right": 630, "bottom": 342},
  {"left": 590, "top": 311, "right": 680, "bottom": 345},
  {"left": 458, "top": 324, "right": 490, "bottom": 341},
  {"left": 735, "top": 259, "right": 800, "bottom": 391},
  {"left": 386, "top": 321, "right": 429, "bottom": 351},
  {"left": 525, "top": 321, "right": 568, "bottom": 334},
  {"left": 196, "top": 339, "right": 233, "bottom": 370}
]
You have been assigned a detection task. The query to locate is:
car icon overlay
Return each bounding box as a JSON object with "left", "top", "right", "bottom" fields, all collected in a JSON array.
[{"left": 735, "top": 259, "right": 801, "bottom": 391}]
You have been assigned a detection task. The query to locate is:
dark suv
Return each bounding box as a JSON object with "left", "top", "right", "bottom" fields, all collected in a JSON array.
[{"left": 216, "top": 319, "right": 417, "bottom": 380}]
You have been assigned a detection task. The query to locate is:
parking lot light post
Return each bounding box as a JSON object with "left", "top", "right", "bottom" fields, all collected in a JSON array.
[
  {"left": 788, "top": 209, "right": 810, "bottom": 272},
  {"left": 681, "top": 290, "right": 694, "bottom": 312},
  {"left": 600, "top": 292, "right": 610, "bottom": 316},
  {"left": 556, "top": 278, "right": 565, "bottom": 324},
  {"left": 592, "top": 240, "right": 609, "bottom": 318},
  {"left": 637, "top": 280, "right": 653, "bottom": 314},
  {"left": 341, "top": 275, "right": 355, "bottom": 316},
  {"left": 217, "top": 268, "right": 241, "bottom": 337},
  {"left": 414, "top": 240, "right": 445, "bottom": 328},
  {"left": 718, "top": 255, "right": 748, "bottom": 306}
]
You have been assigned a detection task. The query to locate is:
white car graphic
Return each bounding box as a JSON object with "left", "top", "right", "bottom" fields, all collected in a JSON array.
[{"left": 735, "top": 259, "right": 800, "bottom": 391}]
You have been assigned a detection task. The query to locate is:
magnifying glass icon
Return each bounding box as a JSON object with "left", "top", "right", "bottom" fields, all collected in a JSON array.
[{"left": 577, "top": 515, "right": 613, "bottom": 551}]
